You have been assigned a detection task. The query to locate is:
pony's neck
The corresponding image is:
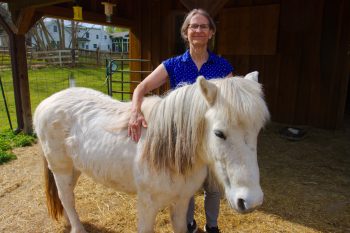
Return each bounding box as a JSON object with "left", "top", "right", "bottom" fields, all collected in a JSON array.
[{"left": 141, "top": 96, "right": 162, "bottom": 122}]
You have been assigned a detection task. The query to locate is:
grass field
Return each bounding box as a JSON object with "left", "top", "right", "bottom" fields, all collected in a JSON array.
[{"left": 0, "top": 65, "right": 131, "bottom": 131}]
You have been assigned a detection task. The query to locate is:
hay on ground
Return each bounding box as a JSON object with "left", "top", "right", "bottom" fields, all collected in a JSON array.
[{"left": 0, "top": 122, "right": 349, "bottom": 233}]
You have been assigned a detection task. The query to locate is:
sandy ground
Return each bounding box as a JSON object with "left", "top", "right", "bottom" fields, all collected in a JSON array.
[{"left": 0, "top": 122, "right": 349, "bottom": 233}]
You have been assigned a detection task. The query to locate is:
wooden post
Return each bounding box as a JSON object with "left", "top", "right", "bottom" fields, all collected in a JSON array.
[
  {"left": 71, "top": 48, "right": 76, "bottom": 67},
  {"left": 9, "top": 33, "right": 32, "bottom": 134},
  {"left": 129, "top": 0, "right": 142, "bottom": 93},
  {"left": 59, "top": 50, "right": 62, "bottom": 67},
  {"left": 96, "top": 47, "right": 100, "bottom": 66},
  {"left": 0, "top": 15, "right": 33, "bottom": 134}
]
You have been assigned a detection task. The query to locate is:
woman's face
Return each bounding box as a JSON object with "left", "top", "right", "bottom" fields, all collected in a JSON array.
[{"left": 186, "top": 14, "right": 214, "bottom": 47}]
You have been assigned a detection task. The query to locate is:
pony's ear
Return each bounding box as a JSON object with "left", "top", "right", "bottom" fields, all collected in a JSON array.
[
  {"left": 197, "top": 76, "right": 217, "bottom": 106},
  {"left": 244, "top": 71, "right": 259, "bottom": 82}
]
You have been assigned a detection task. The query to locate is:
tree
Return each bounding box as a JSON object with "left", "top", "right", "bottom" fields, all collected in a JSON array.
[
  {"left": 38, "top": 18, "right": 55, "bottom": 49},
  {"left": 29, "top": 18, "right": 56, "bottom": 50},
  {"left": 56, "top": 19, "right": 65, "bottom": 49},
  {"left": 30, "top": 23, "right": 46, "bottom": 50},
  {"left": 69, "top": 20, "right": 78, "bottom": 49}
]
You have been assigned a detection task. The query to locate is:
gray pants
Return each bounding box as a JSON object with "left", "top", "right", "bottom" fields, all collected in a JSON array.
[{"left": 186, "top": 175, "right": 221, "bottom": 228}]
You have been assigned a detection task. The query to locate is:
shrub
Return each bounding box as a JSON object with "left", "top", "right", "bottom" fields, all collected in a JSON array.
[{"left": 0, "top": 130, "right": 35, "bottom": 165}]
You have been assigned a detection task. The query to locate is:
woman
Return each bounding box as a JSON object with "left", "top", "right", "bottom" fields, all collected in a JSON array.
[{"left": 128, "top": 9, "right": 233, "bottom": 233}]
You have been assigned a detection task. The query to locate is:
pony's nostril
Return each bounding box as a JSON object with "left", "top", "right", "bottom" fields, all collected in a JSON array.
[{"left": 237, "top": 198, "right": 246, "bottom": 211}]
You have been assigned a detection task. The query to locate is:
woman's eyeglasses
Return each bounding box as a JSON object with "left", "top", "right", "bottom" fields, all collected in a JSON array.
[{"left": 188, "top": 24, "right": 210, "bottom": 31}]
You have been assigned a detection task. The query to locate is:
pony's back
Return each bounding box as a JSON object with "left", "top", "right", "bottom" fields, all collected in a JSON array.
[{"left": 34, "top": 88, "right": 131, "bottom": 135}]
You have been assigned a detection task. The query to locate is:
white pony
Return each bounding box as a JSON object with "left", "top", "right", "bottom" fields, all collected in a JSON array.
[{"left": 33, "top": 72, "right": 269, "bottom": 233}]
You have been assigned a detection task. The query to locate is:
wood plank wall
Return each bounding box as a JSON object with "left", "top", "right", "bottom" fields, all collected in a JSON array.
[
  {"left": 136, "top": 0, "right": 187, "bottom": 93},
  {"left": 216, "top": 0, "right": 350, "bottom": 129}
]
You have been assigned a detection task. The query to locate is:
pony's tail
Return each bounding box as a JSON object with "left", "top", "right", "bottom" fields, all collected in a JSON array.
[{"left": 44, "top": 158, "right": 63, "bottom": 221}]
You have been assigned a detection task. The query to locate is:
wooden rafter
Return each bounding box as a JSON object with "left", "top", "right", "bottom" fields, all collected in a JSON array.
[
  {"left": 36, "top": 6, "right": 135, "bottom": 28},
  {"left": 5, "top": 0, "right": 72, "bottom": 11},
  {"left": 180, "top": 0, "right": 229, "bottom": 17},
  {"left": 16, "top": 8, "right": 42, "bottom": 34}
]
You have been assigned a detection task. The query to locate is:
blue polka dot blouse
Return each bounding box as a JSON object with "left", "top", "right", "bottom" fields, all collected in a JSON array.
[{"left": 163, "top": 49, "right": 234, "bottom": 89}]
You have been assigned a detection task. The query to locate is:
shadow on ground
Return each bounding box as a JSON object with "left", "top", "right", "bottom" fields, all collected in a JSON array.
[{"left": 257, "top": 122, "right": 350, "bottom": 232}]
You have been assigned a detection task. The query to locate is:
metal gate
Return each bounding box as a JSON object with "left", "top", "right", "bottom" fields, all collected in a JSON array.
[{"left": 105, "top": 58, "right": 151, "bottom": 101}]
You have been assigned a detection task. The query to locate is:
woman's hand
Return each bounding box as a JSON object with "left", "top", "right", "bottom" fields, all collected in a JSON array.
[
  {"left": 127, "top": 64, "right": 168, "bottom": 142},
  {"left": 128, "top": 110, "right": 148, "bottom": 142}
]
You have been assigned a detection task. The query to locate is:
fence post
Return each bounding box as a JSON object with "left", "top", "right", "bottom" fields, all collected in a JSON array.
[
  {"left": 96, "top": 47, "right": 100, "bottom": 66},
  {"left": 0, "top": 76, "right": 13, "bottom": 130},
  {"left": 59, "top": 50, "right": 62, "bottom": 67},
  {"left": 71, "top": 48, "right": 76, "bottom": 67}
]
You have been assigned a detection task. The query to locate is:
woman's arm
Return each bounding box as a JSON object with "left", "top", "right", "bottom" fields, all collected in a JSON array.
[
  {"left": 128, "top": 64, "right": 168, "bottom": 142},
  {"left": 226, "top": 72, "right": 233, "bottom": 78}
]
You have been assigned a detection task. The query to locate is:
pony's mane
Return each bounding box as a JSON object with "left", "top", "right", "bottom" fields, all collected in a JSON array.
[
  {"left": 142, "top": 83, "right": 207, "bottom": 175},
  {"left": 141, "top": 77, "right": 270, "bottom": 176}
]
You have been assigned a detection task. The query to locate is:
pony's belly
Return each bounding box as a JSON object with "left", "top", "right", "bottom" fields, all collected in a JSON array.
[
  {"left": 86, "top": 170, "right": 137, "bottom": 194},
  {"left": 70, "top": 135, "right": 138, "bottom": 194},
  {"left": 76, "top": 161, "right": 138, "bottom": 193}
]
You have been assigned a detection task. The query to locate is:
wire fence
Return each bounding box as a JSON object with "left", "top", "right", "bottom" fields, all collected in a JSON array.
[{"left": 0, "top": 47, "right": 135, "bottom": 132}]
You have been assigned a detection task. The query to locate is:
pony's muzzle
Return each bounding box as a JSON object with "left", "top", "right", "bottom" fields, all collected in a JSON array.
[
  {"left": 236, "top": 198, "right": 260, "bottom": 213},
  {"left": 230, "top": 189, "right": 264, "bottom": 214},
  {"left": 237, "top": 198, "right": 248, "bottom": 212}
]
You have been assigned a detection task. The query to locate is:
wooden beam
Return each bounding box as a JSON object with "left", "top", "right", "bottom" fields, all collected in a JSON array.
[
  {"left": 180, "top": 0, "right": 195, "bottom": 11},
  {"left": 0, "top": 15, "right": 32, "bottom": 133},
  {"left": 16, "top": 8, "right": 40, "bottom": 34},
  {"left": 0, "top": 15, "right": 22, "bottom": 131},
  {"left": 7, "top": 0, "right": 71, "bottom": 11},
  {"left": 9, "top": 34, "right": 32, "bottom": 134},
  {"left": 180, "top": 0, "right": 229, "bottom": 17},
  {"left": 129, "top": 0, "right": 142, "bottom": 92},
  {"left": 210, "top": 0, "right": 229, "bottom": 17},
  {"left": 36, "top": 6, "right": 135, "bottom": 28}
]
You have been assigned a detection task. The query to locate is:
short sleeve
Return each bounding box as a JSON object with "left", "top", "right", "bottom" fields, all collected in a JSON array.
[
  {"left": 220, "top": 57, "right": 234, "bottom": 76},
  {"left": 163, "top": 58, "right": 175, "bottom": 80}
]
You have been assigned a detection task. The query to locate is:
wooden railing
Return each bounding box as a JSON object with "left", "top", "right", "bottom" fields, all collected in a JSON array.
[
  {"left": 27, "top": 49, "right": 128, "bottom": 67},
  {"left": 0, "top": 48, "right": 129, "bottom": 69},
  {"left": 29, "top": 49, "right": 78, "bottom": 67}
]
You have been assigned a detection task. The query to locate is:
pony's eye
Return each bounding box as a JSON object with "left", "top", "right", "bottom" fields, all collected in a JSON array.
[{"left": 214, "top": 130, "right": 226, "bottom": 140}]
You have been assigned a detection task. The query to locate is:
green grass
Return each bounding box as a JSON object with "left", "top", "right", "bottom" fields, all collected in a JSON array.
[
  {"left": 0, "top": 52, "right": 11, "bottom": 66},
  {"left": 0, "top": 129, "right": 36, "bottom": 165},
  {"left": 0, "top": 64, "right": 131, "bottom": 131},
  {"left": 0, "top": 151, "right": 16, "bottom": 165}
]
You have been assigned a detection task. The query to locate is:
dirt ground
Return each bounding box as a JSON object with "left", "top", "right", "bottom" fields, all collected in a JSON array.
[{"left": 0, "top": 122, "right": 349, "bottom": 233}]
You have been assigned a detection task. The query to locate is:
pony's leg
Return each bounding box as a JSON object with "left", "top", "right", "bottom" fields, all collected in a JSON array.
[
  {"left": 63, "top": 169, "right": 82, "bottom": 227},
  {"left": 137, "top": 193, "right": 159, "bottom": 233},
  {"left": 170, "top": 197, "right": 190, "bottom": 233},
  {"left": 54, "top": 171, "right": 86, "bottom": 233}
]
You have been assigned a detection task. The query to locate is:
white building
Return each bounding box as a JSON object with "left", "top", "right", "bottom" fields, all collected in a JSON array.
[
  {"left": 33, "top": 20, "right": 113, "bottom": 51},
  {"left": 110, "top": 31, "right": 129, "bottom": 53}
]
